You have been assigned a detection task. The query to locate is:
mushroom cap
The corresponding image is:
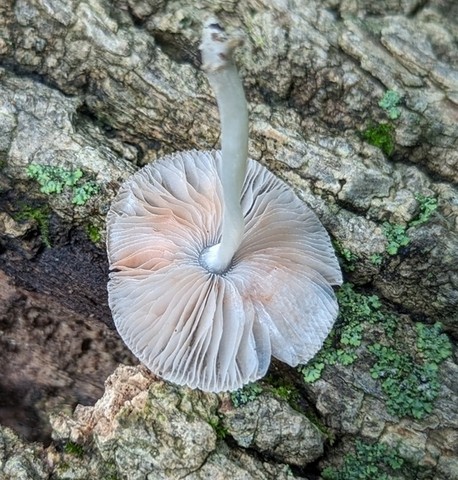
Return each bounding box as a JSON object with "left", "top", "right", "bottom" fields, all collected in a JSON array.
[{"left": 107, "top": 150, "right": 342, "bottom": 392}]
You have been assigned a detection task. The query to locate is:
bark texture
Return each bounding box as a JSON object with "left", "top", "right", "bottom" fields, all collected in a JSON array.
[{"left": 0, "top": 0, "right": 457, "bottom": 478}]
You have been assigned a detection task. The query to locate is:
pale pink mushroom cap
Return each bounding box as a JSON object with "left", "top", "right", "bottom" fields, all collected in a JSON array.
[{"left": 107, "top": 150, "right": 342, "bottom": 392}]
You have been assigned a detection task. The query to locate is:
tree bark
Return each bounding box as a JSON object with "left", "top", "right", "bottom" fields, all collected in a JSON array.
[{"left": 0, "top": 0, "right": 457, "bottom": 478}]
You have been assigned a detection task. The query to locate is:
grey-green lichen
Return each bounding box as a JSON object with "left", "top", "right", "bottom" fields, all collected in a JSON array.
[
  {"left": 382, "top": 194, "right": 438, "bottom": 256},
  {"left": 369, "top": 322, "right": 452, "bottom": 419},
  {"left": 322, "top": 439, "right": 406, "bottom": 480},
  {"left": 378, "top": 90, "right": 402, "bottom": 120},
  {"left": 299, "top": 284, "right": 452, "bottom": 420},
  {"left": 26, "top": 164, "right": 99, "bottom": 205}
]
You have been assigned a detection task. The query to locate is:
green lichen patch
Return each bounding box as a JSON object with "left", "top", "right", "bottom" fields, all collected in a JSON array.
[
  {"left": 230, "top": 382, "right": 263, "bottom": 407},
  {"left": 381, "top": 194, "right": 438, "bottom": 256},
  {"left": 382, "top": 222, "right": 410, "bottom": 255},
  {"left": 410, "top": 194, "right": 438, "bottom": 227},
  {"left": 415, "top": 322, "right": 452, "bottom": 362},
  {"left": 361, "top": 91, "right": 401, "bottom": 156},
  {"left": 299, "top": 284, "right": 452, "bottom": 420},
  {"left": 333, "top": 198, "right": 437, "bottom": 266},
  {"left": 369, "top": 323, "right": 452, "bottom": 419},
  {"left": 299, "top": 283, "right": 396, "bottom": 383},
  {"left": 362, "top": 123, "right": 395, "bottom": 156},
  {"left": 333, "top": 241, "right": 359, "bottom": 272},
  {"left": 26, "top": 164, "right": 99, "bottom": 206},
  {"left": 322, "top": 440, "right": 405, "bottom": 480},
  {"left": 370, "top": 253, "right": 383, "bottom": 266},
  {"left": 379, "top": 90, "right": 402, "bottom": 120}
]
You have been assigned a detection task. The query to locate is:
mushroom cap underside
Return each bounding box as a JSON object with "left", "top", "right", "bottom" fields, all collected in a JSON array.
[{"left": 107, "top": 150, "right": 342, "bottom": 392}]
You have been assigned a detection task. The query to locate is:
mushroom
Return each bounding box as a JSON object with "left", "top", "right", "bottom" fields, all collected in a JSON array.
[{"left": 106, "top": 19, "right": 342, "bottom": 392}]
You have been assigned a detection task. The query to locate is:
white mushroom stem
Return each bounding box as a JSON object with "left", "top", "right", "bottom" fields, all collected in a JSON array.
[{"left": 199, "top": 19, "right": 248, "bottom": 274}]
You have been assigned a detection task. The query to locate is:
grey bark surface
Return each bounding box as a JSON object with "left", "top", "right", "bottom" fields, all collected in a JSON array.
[{"left": 0, "top": 0, "right": 457, "bottom": 478}]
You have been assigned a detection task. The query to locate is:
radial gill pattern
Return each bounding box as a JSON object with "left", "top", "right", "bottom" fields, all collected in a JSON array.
[{"left": 107, "top": 150, "right": 342, "bottom": 392}]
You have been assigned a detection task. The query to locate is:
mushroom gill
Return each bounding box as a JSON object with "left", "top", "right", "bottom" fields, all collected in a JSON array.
[{"left": 106, "top": 20, "right": 342, "bottom": 393}]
